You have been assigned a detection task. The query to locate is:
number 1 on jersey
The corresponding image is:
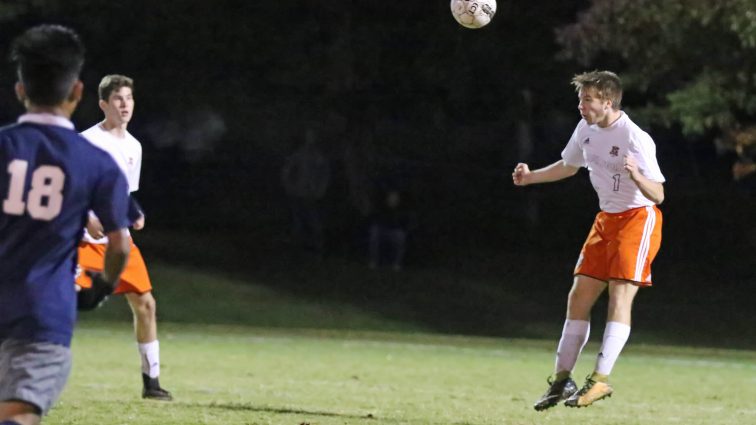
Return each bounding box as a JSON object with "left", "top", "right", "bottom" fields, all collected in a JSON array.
[{"left": 612, "top": 174, "right": 621, "bottom": 192}]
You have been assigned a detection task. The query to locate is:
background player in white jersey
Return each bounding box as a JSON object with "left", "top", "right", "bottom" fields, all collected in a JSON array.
[
  {"left": 75, "top": 75, "right": 172, "bottom": 401},
  {"left": 0, "top": 25, "right": 130, "bottom": 425},
  {"left": 512, "top": 71, "right": 665, "bottom": 410}
]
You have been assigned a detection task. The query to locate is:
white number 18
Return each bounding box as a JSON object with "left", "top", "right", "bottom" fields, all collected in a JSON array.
[{"left": 3, "top": 159, "right": 65, "bottom": 221}]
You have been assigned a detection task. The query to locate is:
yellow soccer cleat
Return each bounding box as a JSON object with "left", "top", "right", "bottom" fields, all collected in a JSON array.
[{"left": 564, "top": 377, "right": 613, "bottom": 408}]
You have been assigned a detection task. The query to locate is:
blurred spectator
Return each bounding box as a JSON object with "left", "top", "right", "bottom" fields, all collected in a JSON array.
[
  {"left": 732, "top": 135, "right": 756, "bottom": 197},
  {"left": 342, "top": 134, "right": 376, "bottom": 255},
  {"left": 281, "top": 128, "right": 331, "bottom": 254},
  {"left": 732, "top": 159, "right": 755, "bottom": 181},
  {"left": 368, "top": 188, "right": 414, "bottom": 271}
]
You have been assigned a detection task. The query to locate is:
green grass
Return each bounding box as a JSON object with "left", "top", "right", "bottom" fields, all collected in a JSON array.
[
  {"left": 51, "top": 263, "right": 756, "bottom": 424},
  {"left": 55, "top": 323, "right": 756, "bottom": 425},
  {"left": 79, "top": 262, "right": 427, "bottom": 333}
]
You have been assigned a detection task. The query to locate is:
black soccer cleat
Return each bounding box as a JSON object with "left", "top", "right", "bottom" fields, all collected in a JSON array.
[
  {"left": 142, "top": 373, "right": 173, "bottom": 401},
  {"left": 533, "top": 376, "right": 578, "bottom": 411}
]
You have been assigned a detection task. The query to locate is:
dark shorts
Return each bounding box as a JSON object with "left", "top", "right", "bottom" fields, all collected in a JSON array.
[{"left": 0, "top": 339, "right": 71, "bottom": 415}]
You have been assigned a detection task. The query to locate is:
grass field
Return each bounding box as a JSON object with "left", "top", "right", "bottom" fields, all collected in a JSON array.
[
  {"left": 50, "top": 263, "right": 756, "bottom": 425},
  {"left": 56, "top": 324, "right": 756, "bottom": 425}
]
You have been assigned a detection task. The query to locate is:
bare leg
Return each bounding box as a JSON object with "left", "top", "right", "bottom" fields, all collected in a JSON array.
[
  {"left": 564, "top": 279, "right": 635, "bottom": 407},
  {"left": 534, "top": 275, "right": 608, "bottom": 411},
  {"left": 554, "top": 275, "right": 607, "bottom": 376},
  {"left": 125, "top": 292, "right": 157, "bottom": 343},
  {"left": 606, "top": 280, "right": 639, "bottom": 325},
  {"left": 592, "top": 280, "right": 638, "bottom": 377},
  {"left": 566, "top": 275, "right": 607, "bottom": 321},
  {"left": 124, "top": 291, "right": 171, "bottom": 400}
]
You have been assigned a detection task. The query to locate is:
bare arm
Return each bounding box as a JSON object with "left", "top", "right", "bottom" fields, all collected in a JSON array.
[
  {"left": 86, "top": 214, "right": 104, "bottom": 240},
  {"left": 128, "top": 196, "right": 145, "bottom": 230},
  {"left": 132, "top": 215, "right": 145, "bottom": 230},
  {"left": 76, "top": 228, "right": 130, "bottom": 311},
  {"left": 624, "top": 154, "right": 664, "bottom": 204},
  {"left": 102, "top": 228, "right": 130, "bottom": 284},
  {"left": 512, "top": 160, "right": 580, "bottom": 186}
]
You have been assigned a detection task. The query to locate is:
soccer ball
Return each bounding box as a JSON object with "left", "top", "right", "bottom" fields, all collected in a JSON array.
[{"left": 450, "top": 0, "right": 497, "bottom": 29}]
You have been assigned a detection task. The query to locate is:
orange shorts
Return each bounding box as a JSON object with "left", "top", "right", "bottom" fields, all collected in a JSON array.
[
  {"left": 575, "top": 205, "right": 662, "bottom": 286},
  {"left": 75, "top": 240, "right": 152, "bottom": 294}
]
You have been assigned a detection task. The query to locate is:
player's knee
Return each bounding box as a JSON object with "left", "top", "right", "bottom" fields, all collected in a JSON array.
[
  {"left": 567, "top": 292, "right": 591, "bottom": 312},
  {"left": 131, "top": 293, "right": 156, "bottom": 320},
  {"left": 140, "top": 296, "right": 157, "bottom": 318}
]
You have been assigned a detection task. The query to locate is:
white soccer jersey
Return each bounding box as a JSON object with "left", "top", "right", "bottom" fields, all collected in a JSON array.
[
  {"left": 81, "top": 124, "right": 141, "bottom": 191},
  {"left": 80, "top": 123, "right": 142, "bottom": 244},
  {"left": 561, "top": 112, "right": 665, "bottom": 213}
]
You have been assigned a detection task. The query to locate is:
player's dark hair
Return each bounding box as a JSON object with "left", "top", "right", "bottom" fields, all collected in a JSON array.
[
  {"left": 10, "top": 24, "right": 85, "bottom": 106},
  {"left": 572, "top": 70, "right": 623, "bottom": 110},
  {"left": 98, "top": 74, "right": 133, "bottom": 101}
]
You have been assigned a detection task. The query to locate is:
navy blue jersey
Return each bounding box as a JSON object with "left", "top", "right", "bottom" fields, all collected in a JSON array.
[{"left": 0, "top": 114, "right": 130, "bottom": 347}]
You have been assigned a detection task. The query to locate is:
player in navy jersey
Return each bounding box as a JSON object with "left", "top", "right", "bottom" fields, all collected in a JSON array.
[{"left": 0, "top": 25, "right": 131, "bottom": 425}]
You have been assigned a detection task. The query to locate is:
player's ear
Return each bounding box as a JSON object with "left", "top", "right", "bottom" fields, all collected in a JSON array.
[
  {"left": 67, "top": 80, "right": 84, "bottom": 103},
  {"left": 98, "top": 98, "right": 108, "bottom": 112},
  {"left": 14, "top": 81, "right": 27, "bottom": 104}
]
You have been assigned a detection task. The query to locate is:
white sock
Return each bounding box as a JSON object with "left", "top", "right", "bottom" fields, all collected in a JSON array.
[
  {"left": 555, "top": 319, "right": 590, "bottom": 375},
  {"left": 595, "top": 321, "right": 631, "bottom": 376},
  {"left": 138, "top": 340, "right": 160, "bottom": 378}
]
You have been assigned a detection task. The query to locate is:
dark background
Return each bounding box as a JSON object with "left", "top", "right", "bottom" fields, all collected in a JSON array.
[{"left": 2, "top": 1, "right": 754, "bottom": 348}]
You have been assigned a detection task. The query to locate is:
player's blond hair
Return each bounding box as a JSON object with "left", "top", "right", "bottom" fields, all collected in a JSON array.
[
  {"left": 572, "top": 70, "right": 622, "bottom": 110},
  {"left": 98, "top": 74, "right": 133, "bottom": 101}
]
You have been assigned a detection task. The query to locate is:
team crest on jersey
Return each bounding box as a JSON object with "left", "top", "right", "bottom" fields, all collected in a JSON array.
[
  {"left": 583, "top": 137, "right": 590, "bottom": 145},
  {"left": 609, "top": 146, "right": 619, "bottom": 157}
]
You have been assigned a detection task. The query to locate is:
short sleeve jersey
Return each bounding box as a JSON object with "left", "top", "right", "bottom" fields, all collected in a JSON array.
[
  {"left": 81, "top": 124, "right": 141, "bottom": 192},
  {"left": 0, "top": 114, "right": 130, "bottom": 347},
  {"left": 80, "top": 124, "right": 142, "bottom": 244},
  {"left": 561, "top": 112, "right": 665, "bottom": 213}
]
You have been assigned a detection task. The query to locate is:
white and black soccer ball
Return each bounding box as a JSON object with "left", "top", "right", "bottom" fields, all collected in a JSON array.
[{"left": 450, "top": 0, "right": 497, "bottom": 29}]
